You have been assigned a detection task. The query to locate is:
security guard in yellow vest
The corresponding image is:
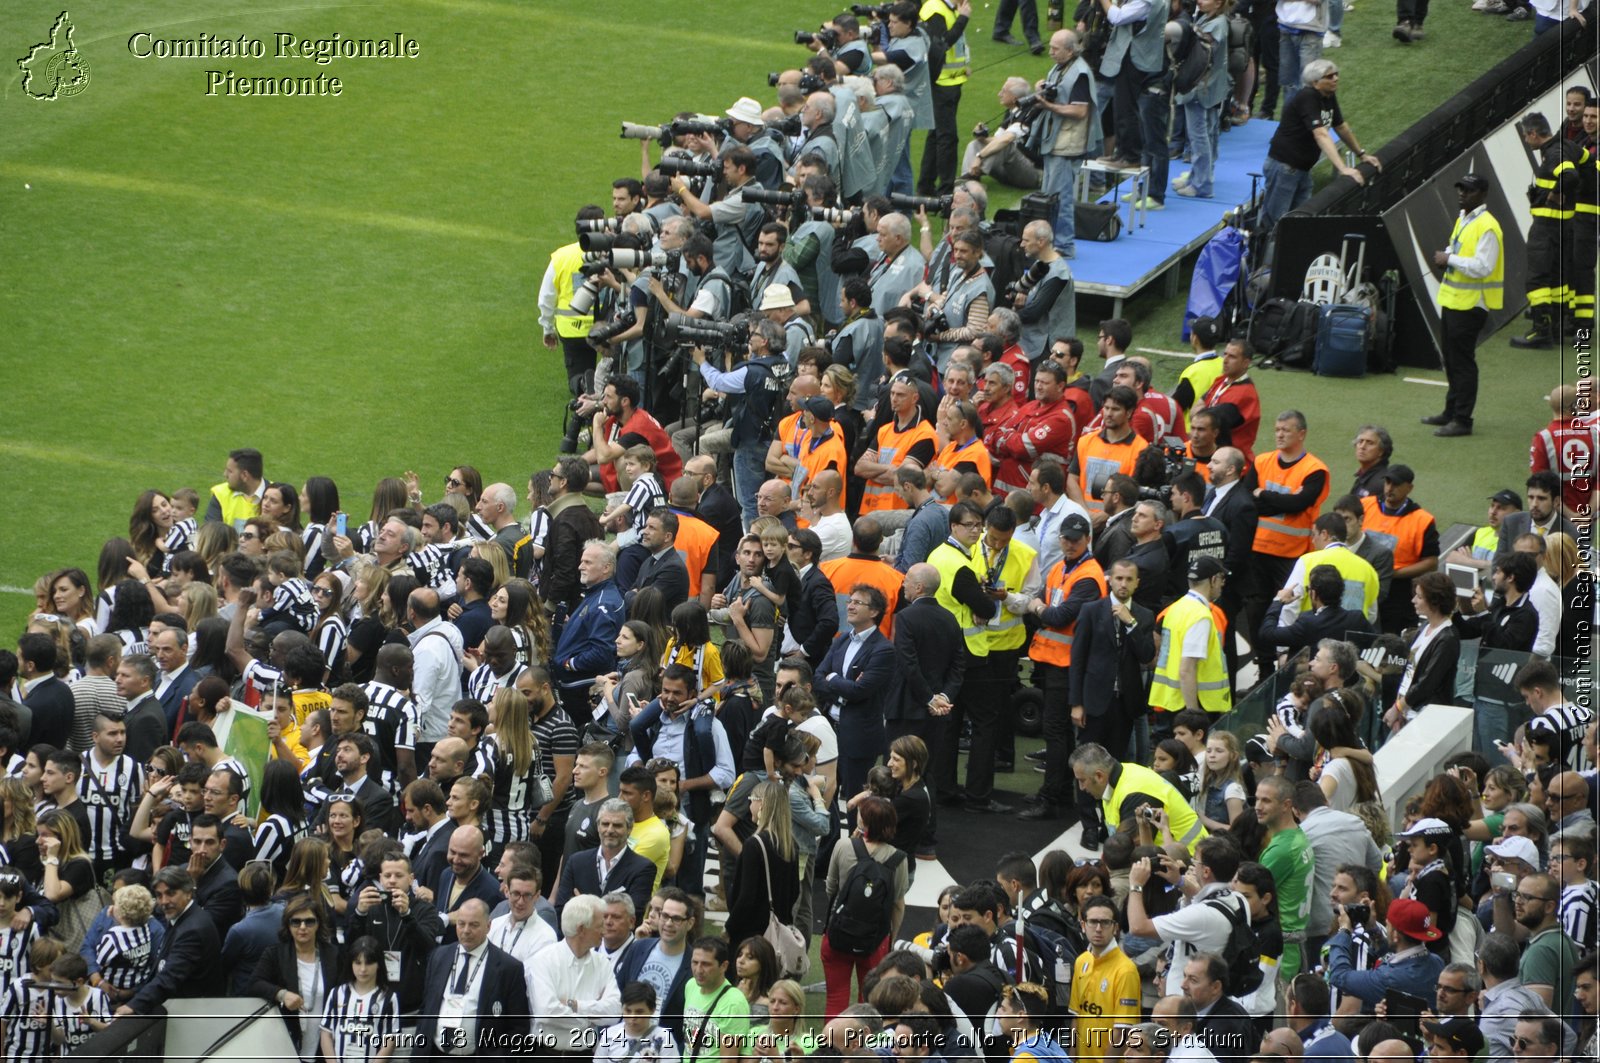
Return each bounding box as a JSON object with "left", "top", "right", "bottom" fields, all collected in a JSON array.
[
  {"left": 928, "top": 501, "right": 1009, "bottom": 811},
  {"left": 1511, "top": 112, "right": 1580, "bottom": 350},
  {"left": 1285, "top": 514, "right": 1381, "bottom": 624},
  {"left": 978, "top": 506, "right": 1039, "bottom": 774},
  {"left": 540, "top": 215, "right": 602, "bottom": 394},
  {"left": 1426, "top": 174, "right": 1503, "bottom": 439},
  {"left": 205, "top": 447, "right": 264, "bottom": 529},
  {"left": 1151, "top": 556, "right": 1231, "bottom": 721},
  {"left": 1070, "top": 741, "right": 1207, "bottom": 853},
  {"left": 917, "top": 0, "right": 971, "bottom": 198}
]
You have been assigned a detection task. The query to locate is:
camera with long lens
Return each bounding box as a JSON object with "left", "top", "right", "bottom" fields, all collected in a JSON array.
[
  {"left": 1012, "top": 83, "right": 1059, "bottom": 110},
  {"left": 1003, "top": 260, "right": 1050, "bottom": 302},
  {"left": 568, "top": 263, "right": 611, "bottom": 317},
  {"left": 576, "top": 217, "right": 622, "bottom": 235},
  {"left": 658, "top": 156, "right": 722, "bottom": 180},
  {"left": 767, "top": 113, "right": 804, "bottom": 138},
  {"left": 765, "top": 71, "right": 822, "bottom": 90},
  {"left": 587, "top": 316, "right": 634, "bottom": 348},
  {"left": 744, "top": 187, "right": 807, "bottom": 211},
  {"left": 810, "top": 206, "right": 859, "bottom": 224},
  {"left": 608, "top": 248, "right": 681, "bottom": 271},
  {"left": 579, "top": 231, "right": 642, "bottom": 254},
  {"left": 852, "top": 3, "right": 891, "bottom": 17},
  {"left": 620, "top": 121, "right": 674, "bottom": 147},
  {"left": 908, "top": 295, "right": 949, "bottom": 337},
  {"left": 670, "top": 116, "right": 732, "bottom": 138},
  {"left": 794, "top": 27, "right": 841, "bottom": 48},
  {"left": 889, "top": 192, "right": 954, "bottom": 216},
  {"left": 1136, "top": 443, "right": 1197, "bottom": 503},
  {"left": 665, "top": 312, "right": 749, "bottom": 350}
]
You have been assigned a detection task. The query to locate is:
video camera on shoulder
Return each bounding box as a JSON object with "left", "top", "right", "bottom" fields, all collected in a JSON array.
[{"left": 890, "top": 192, "right": 954, "bottom": 217}]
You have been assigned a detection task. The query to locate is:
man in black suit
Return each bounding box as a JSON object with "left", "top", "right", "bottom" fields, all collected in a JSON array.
[
  {"left": 17, "top": 633, "right": 74, "bottom": 750},
  {"left": 321, "top": 731, "right": 396, "bottom": 835},
  {"left": 416, "top": 897, "right": 530, "bottom": 1058},
  {"left": 348, "top": 850, "right": 446, "bottom": 1013},
  {"left": 1172, "top": 953, "right": 1255, "bottom": 1058},
  {"left": 1059, "top": 559, "right": 1155, "bottom": 840},
  {"left": 1258, "top": 564, "right": 1372, "bottom": 663},
  {"left": 1204, "top": 446, "right": 1259, "bottom": 679},
  {"left": 884, "top": 564, "right": 967, "bottom": 748},
  {"left": 187, "top": 814, "right": 243, "bottom": 927},
  {"left": 554, "top": 799, "right": 656, "bottom": 919},
  {"left": 1090, "top": 475, "right": 1140, "bottom": 570},
  {"left": 626, "top": 510, "right": 690, "bottom": 613},
  {"left": 435, "top": 824, "right": 504, "bottom": 943},
  {"left": 812, "top": 584, "right": 895, "bottom": 828},
  {"left": 405, "top": 778, "right": 454, "bottom": 894},
  {"left": 118, "top": 866, "right": 221, "bottom": 1015},
  {"left": 684, "top": 455, "right": 744, "bottom": 588},
  {"left": 783, "top": 528, "right": 840, "bottom": 669},
  {"left": 116, "top": 654, "right": 167, "bottom": 764},
  {"left": 1089, "top": 318, "right": 1133, "bottom": 410}
]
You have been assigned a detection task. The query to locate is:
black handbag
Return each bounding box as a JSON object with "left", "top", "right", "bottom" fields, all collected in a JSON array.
[{"left": 1075, "top": 202, "right": 1123, "bottom": 242}]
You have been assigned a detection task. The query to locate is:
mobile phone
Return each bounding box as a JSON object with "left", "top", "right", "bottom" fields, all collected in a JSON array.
[
  {"left": 1491, "top": 870, "right": 1517, "bottom": 892},
  {"left": 335, "top": 512, "right": 348, "bottom": 537}
]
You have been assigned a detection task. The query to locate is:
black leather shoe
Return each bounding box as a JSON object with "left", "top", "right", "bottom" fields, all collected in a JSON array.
[
  {"left": 1434, "top": 421, "right": 1473, "bottom": 437},
  {"left": 992, "top": 32, "right": 1021, "bottom": 44},
  {"left": 1018, "top": 803, "right": 1058, "bottom": 820},
  {"left": 1419, "top": 413, "right": 1451, "bottom": 426},
  {"left": 1025, "top": 749, "right": 1047, "bottom": 763},
  {"left": 966, "top": 798, "right": 1015, "bottom": 814},
  {"left": 1029, "top": 39, "right": 1046, "bottom": 54},
  {"left": 1021, "top": 792, "right": 1046, "bottom": 806}
]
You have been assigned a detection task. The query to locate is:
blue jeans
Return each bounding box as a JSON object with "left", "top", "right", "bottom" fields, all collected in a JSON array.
[
  {"left": 1137, "top": 75, "right": 1172, "bottom": 202},
  {"left": 732, "top": 440, "right": 766, "bottom": 527},
  {"left": 1278, "top": 29, "right": 1323, "bottom": 97},
  {"left": 1329, "top": 0, "right": 1344, "bottom": 33},
  {"left": 1181, "top": 99, "right": 1220, "bottom": 196},
  {"left": 1043, "top": 154, "right": 1081, "bottom": 255},
  {"left": 1475, "top": 699, "right": 1531, "bottom": 767},
  {"left": 1533, "top": 13, "right": 1559, "bottom": 32},
  {"left": 1258, "top": 156, "right": 1314, "bottom": 232}
]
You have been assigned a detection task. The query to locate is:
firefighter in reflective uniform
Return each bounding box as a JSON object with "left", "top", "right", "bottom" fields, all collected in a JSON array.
[
  {"left": 1150, "top": 556, "right": 1232, "bottom": 730},
  {"left": 1511, "top": 112, "right": 1581, "bottom": 350},
  {"left": 1570, "top": 138, "right": 1598, "bottom": 334},
  {"left": 918, "top": 0, "right": 973, "bottom": 197},
  {"left": 1426, "top": 174, "right": 1503, "bottom": 439}
]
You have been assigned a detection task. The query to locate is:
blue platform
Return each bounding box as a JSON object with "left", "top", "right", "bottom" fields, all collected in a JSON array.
[{"left": 1073, "top": 118, "right": 1278, "bottom": 315}]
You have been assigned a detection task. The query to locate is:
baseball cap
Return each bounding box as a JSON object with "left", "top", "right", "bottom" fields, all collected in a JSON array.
[
  {"left": 1489, "top": 488, "right": 1523, "bottom": 508},
  {"left": 802, "top": 396, "right": 835, "bottom": 421},
  {"left": 1485, "top": 835, "right": 1541, "bottom": 868},
  {"left": 1454, "top": 173, "right": 1490, "bottom": 194},
  {"left": 1187, "top": 555, "right": 1227, "bottom": 581},
  {"left": 1398, "top": 817, "right": 1453, "bottom": 839},
  {"left": 1058, "top": 514, "right": 1092, "bottom": 541},
  {"left": 1386, "top": 897, "right": 1444, "bottom": 942},
  {"left": 1382, "top": 464, "right": 1415, "bottom": 485},
  {"left": 1421, "top": 1017, "right": 1484, "bottom": 1054}
]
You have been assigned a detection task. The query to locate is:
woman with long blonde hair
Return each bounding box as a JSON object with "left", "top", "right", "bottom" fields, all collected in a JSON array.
[
  {"left": 725, "top": 779, "right": 799, "bottom": 949},
  {"left": 484, "top": 688, "right": 545, "bottom": 846}
]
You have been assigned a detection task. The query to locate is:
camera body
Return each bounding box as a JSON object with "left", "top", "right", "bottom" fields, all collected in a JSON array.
[
  {"left": 1344, "top": 902, "right": 1370, "bottom": 925},
  {"left": 890, "top": 192, "right": 954, "bottom": 217},
  {"left": 794, "top": 27, "right": 842, "bottom": 49},
  {"left": 670, "top": 116, "right": 732, "bottom": 138},
  {"left": 1013, "top": 84, "right": 1060, "bottom": 111},
  {"left": 1138, "top": 804, "right": 1161, "bottom": 824},
  {"left": 587, "top": 316, "right": 634, "bottom": 348},
  {"left": 659, "top": 156, "right": 722, "bottom": 180},
  {"left": 908, "top": 295, "right": 949, "bottom": 337},
  {"left": 744, "top": 186, "right": 807, "bottom": 211},
  {"left": 666, "top": 312, "right": 749, "bottom": 350},
  {"left": 852, "top": 3, "right": 891, "bottom": 18},
  {"left": 768, "top": 113, "right": 804, "bottom": 138}
]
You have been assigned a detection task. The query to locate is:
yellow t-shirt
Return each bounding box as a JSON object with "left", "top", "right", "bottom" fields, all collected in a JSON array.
[
  {"left": 630, "top": 814, "right": 672, "bottom": 889},
  {"left": 1067, "top": 945, "right": 1141, "bottom": 1062}
]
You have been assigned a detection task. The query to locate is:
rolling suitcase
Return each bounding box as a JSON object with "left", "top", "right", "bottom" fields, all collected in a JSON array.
[{"left": 1313, "top": 234, "right": 1373, "bottom": 378}]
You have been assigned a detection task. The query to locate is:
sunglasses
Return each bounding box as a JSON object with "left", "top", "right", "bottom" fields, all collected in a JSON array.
[
  {"left": 445, "top": 476, "right": 464, "bottom": 488},
  {"left": 289, "top": 917, "right": 319, "bottom": 927}
]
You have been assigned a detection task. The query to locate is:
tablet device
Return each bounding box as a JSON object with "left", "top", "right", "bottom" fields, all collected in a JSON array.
[{"left": 1445, "top": 562, "right": 1479, "bottom": 598}]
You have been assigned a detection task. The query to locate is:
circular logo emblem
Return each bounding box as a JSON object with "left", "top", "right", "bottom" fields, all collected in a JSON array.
[{"left": 45, "top": 50, "right": 90, "bottom": 97}]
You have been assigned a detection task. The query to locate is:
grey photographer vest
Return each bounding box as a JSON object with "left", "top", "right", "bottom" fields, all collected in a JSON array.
[
  {"left": 930, "top": 267, "right": 994, "bottom": 370},
  {"left": 836, "top": 313, "right": 886, "bottom": 409},
  {"left": 1101, "top": 3, "right": 1166, "bottom": 77},
  {"left": 836, "top": 40, "right": 873, "bottom": 75},
  {"left": 829, "top": 84, "right": 876, "bottom": 200},
  {"left": 1028, "top": 59, "right": 1100, "bottom": 160},
  {"left": 898, "top": 29, "right": 935, "bottom": 130},
  {"left": 1019, "top": 257, "right": 1077, "bottom": 361}
]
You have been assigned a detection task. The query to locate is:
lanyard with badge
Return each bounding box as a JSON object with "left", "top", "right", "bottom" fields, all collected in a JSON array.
[{"left": 438, "top": 949, "right": 482, "bottom": 1050}]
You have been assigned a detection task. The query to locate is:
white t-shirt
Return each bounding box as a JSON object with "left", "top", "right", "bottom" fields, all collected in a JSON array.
[
  {"left": 1151, "top": 883, "right": 1242, "bottom": 995},
  {"left": 1181, "top": 613, "right": 1215, "bottom": 659}
]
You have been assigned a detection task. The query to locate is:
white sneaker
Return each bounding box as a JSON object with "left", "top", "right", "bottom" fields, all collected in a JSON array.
[
  {"left": 1323, "top": 31, "right": 1342, "bottom": 47},
  {"left": 1470, "top": 0, "right": 1489, "bottom": 8}
]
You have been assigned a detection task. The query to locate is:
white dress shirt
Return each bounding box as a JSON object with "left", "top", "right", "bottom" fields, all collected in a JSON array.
[{"left": 529, "top": 939, "right": 625, "bottom": 1049}]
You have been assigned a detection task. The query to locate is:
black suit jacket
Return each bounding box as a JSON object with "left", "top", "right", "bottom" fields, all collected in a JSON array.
[
  {"left": 250, "top": 940, "right": 343, "bottom": 1051},
  {"left": 1400, "top": 624, "right": 1462, "bottom": 709},
  {"left": 1195, "top": 997, "right": 1256, "bottom": 1061},
  {"left": 1206, "top": 483, "right": 1259, "bottom": 600},
  {"left": 1067, "top": 597, "right": 1156, "bottom": 717},
  {"left": 1257, "top": 605, "right": 1372, "bottom": 660},
  {"left": 23, "top": 676, "right": 74, "bottom": 749},
  {"left": 416, "top": 942, "right": 530, "bottom": 1058},
  {"left": 883, "top": 597, "right": 966, "bottom": 721},
  {"left": 126, "top": 902, "right": 221, "bottom": 1012},
  {"left": 1089, "top": 359, "right": 1121, "bottom": 410},
  {"left": 347, "top": 892, "right": 445, "bottom": 1012},
  {"left": 157, "top": 667, "right": 202, "bottom": 733},
  {"left": 812, "top": 628, "right": 894, "bottom": 754},
  {"left": 631, "top": 548, "right": 690, "bottom": 613},
  {"left": 1092, "top": 509, "right": 1136, "bottom": 570},
  {"left": 122, "top": 693, "right": 169, "bottom": 764},
  {"left": 1494, "top": 511, "right": 1578, "bottom": 566},
  {"left": 195, "top": 855, "right": 243, "bottom": 928},
  {"left": 788, "top": 564, "right": 841, "bottom": 667},
  {"left": 554, "top": 845, "right": 656, "bottom": 918},
  {"left": 436, "top": 864, "right": 504, "bottom": 943},
  {"left": 697, "top": 485, "right": 745, "bottom": 587},
  {"left": 411, "top": 820, "right": 454, "bottom": 899}
]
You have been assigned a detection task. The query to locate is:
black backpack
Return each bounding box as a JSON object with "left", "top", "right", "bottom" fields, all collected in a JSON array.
[
  {"left": 826, "top": 838, "right": 906, "bottom": 955},
  {"left": 1247, "top": 297, "right": 1319, "bottom": 368},
  {"left": 1204, "top": 891, "right": 1263, "bottom": 997},
  {"left": 1168, "top": 19, "right": 1216, "bottom": 97}
]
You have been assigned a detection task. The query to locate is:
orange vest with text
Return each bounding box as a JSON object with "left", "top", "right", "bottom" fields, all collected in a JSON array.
[
  {"left": 819, "top": 555, "right": 901, "bottom": 636},
  {"left": 861, "top": 417, "right": 939, "bottom": 513}
]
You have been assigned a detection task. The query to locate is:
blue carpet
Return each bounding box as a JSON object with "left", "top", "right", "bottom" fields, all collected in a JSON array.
[{"left": 1074, "top": 118, "right": 1279, "bottom": 295}]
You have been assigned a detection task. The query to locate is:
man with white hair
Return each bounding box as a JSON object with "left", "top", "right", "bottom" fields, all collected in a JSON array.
[
  {"left": 1028, "top": 30, "right": 1098, "bottom": 258},
  {"left": 960, "top": 77, "right": 1045, "bottom": 189},
  {"left": 869, "top": 66, "right": 916, "bottom": 196},
  {"left": 529, "top": 893, "right": 623, "bottom": 1053},
  {"left": 416, "top": 896, "right": 531, "bottom": 1057},
  {"left": 476, "top": 483, "right": 524, "bottom": 562},
  {"left": 1014, "top": 220, "right": 1076, "bottom": 360},
  {"left": 552, "top": 541, "right": 626, "bottom": 719},
  {"left": 797, "top": 91, "right": 841, "bottom": 178},
  {"left": 868, "top": 212, "right": 927, "bottom": 314}
]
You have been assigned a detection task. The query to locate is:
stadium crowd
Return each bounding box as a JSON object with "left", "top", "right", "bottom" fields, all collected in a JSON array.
[{"left": 4, "top": 4, "right": 1598, "bottom": 1063}]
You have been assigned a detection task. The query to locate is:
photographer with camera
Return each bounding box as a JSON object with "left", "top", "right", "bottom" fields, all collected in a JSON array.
[
  {"left": 796, "top": 92, "right": 843, "bottom": 180},
  {"left": 759, "top": 286, "right": 816, "bottom": 365},
  {"left": 900, "top": 230, "right": 993, "bottom": 372},
  {"left": 647, "top": 233, "right": 736, "bottom": 323},
  {"left": 717, "top": 97, "right": 788, "bottom": 191},
  {"left": 748, "top": 224, "right": 811, "bottom": 323},
  {"left": 919, "top": 205, "right": 980, "bottom": 291},
  {"left": 960, "top": 77, "right": 1045, "bottom": 190},
  {"left": 870, "top": 3, "right": 936, "bottom": 194},
  {"left": 829, "top": 278, "right": 886, "bottom": 404},
  {"left": 785, "top": 175, "right": 844, "bottom": 331},
  {"left": 803, "top": 13, "right": 873, "bottom": 77},
  {"left": 865, "top": 66, "right": 917, "bottom": 197},
  {"left": 1162, "top": 471, "right": 1227, "bottom": 605},
  {"left": 671, "top": 145, "right": 766, "bottom": 286},
  {"left": 867, "top": 212, "right": 927, "bottom": 314},
  {"left": 693, "top": 319, "right": 795, "bottom": 526},
  {"left": 1027, "top": 30, "right": 1099, "bottom": 258},
  {"left": 1013, "top": 219, "right": 1076, "bottom": 359},
  {"left": 540, "top": 205, "right": 609, "bottom": 400}
]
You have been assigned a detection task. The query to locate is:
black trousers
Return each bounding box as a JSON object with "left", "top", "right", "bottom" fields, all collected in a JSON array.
[
  {"left": 993, "top": 0, "right": 1042, "bottom": 42},
  {"left": 1038, "top": 663, "right": 1076, "bottom": 806},
  {"left": 560, "top": 335, "right": 596, "bottom": 395},
  {"left": 919, "top": 82, "right": 964, "bottom": 197},
  {"left": 1112, "top": 65, "right": 1146, "bottom": 161},
  {"left": 934, "top": 652, "right": 1004, "bottom": 801},
  {"left": 1245, "top": 552, "right": 1296, "bottom": 674},
  {"left": 1218, "top": 587, "right": 1245, "bottom": 692},
  {"left": 1251, "top": 14, "right": 1281, "bottom": 117},
  {"left": 989, "top": 647, "right": 1022, "bottom": 767},
  {"left": 1396, "top": 0, "right": 1431, "bottom": 23},
  {"left": 1526, "top": 217, "right": 1569, "bottom": 316},
  {"left": 1439, "top": 306, "right": 1486, "bottom": 425}
]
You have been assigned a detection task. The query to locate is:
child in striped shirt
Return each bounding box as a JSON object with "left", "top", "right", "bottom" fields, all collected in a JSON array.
[
  {"left": 320, "top": 936, "right": 400, "bottom": 1063},
  {"left": 257, "top": 551, "right": 318, "bottom": 634},
  {"left": 599, "top": 445, "right": 664, "bottom": 547},
  {"left": 49, "top": 954, "right": 111, "bottom": 1055},
  {"left": 0, "top": 937, "right": 63, "bottom": 1063},
  {"left": 0, "top": 870, "right": 38, "bottom": 982},
  {"left": 94, "top": 884, "right": 157, "bottom": 1000}
]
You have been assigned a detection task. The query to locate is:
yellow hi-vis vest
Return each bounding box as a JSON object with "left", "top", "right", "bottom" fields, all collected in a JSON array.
[
  {"left": 980, "top": 536, "right": 1037, "bottom": 653},
  {"left": 550, "top": 242, "right": 595, "bottom": 338},
  {"left": 1103, "top": 762, "right": 1207, "bottom": 853},
  {"left": 1438, "top": 208, "right": 1504, "bottom": 312},
  {"left": 209, "top": 482, "right": 261, "bottom": 529},
  {"left": 921, "top": 0, "right": 970, "bottom": 86},
  {"left": 1295, "top": 543, "right": 1379, "bottom": 619},
  {"left": 1150, "top": 591, "right": 1231, "bottom": 715},
  {"left": 930, "top": 539, "right": 989, "bottom": 658}
]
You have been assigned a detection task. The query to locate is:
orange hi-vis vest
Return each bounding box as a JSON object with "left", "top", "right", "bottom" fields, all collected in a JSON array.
[
  {"left": 819, "top": 554, "right": 901, "bottom": 636},
  {"left": 1029, "top": 554, "right": 1107, "bottom": 667},
  {"left": 935, "top": 435, "right": 993, "bottom": 499},
  {"left": 1360, "top": 496, "right": 1435, "bottom": 571},
  {"left": 670, "top": 508, "right": 720, "bottom": 599},
  {"left": 861, "top": 416, "right": 939, "bottom": 512},
  {"left": 1076, "top": 431, "right": 1148, "bottom": 515},
  {"left": 1251, "top": 451, "right": 1330, "bottom": 558}
]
